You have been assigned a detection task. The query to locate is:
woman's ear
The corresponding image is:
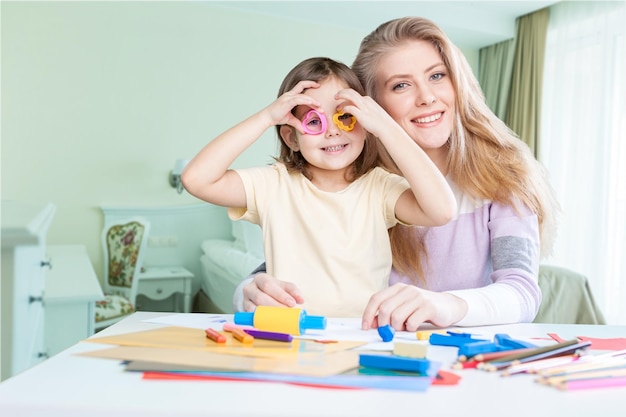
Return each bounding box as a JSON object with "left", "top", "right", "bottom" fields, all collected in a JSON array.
[{"left": 280, "top": 125, "right": 300, "bottom": 151}]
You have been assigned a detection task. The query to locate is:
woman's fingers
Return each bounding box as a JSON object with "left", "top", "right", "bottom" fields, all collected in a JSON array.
[{"left": 362, "top": 284, "right": 437, "bottom": 331}]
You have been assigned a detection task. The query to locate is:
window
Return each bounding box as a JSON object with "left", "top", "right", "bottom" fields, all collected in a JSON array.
[{"left": 540, "top": 1, "right": 625, "bottom": 324}]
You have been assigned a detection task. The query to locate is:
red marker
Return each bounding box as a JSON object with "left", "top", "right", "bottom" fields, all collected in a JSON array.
[{"left": 205, "top": 328, "right": 226, "bottom": 344}]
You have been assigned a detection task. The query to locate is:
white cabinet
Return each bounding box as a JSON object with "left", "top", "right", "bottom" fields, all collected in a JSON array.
[
  {"left": 136, "top": 266, "right": 194, "bottom": 313},
  {"left": 1, "top": 202, "right": 55, "bottom": 381},
  {"left": 44, "top": 245, "right": 103, "bottom": 357}
]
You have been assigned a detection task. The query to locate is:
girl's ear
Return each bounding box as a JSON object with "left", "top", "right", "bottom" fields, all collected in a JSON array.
[{"left": 279, "top": 125, "right": 300, "bottom": 151}]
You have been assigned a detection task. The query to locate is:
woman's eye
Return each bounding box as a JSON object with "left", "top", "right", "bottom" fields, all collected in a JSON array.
[
  {"left": 337, "top": 113, "right": 353, "bottom": 121},
  {"left": 431, "top": 72, "right": 446, "bottom": 81},
  {"left": 307, "top": 118, "right": 322, "bottom": 126},
  {"left": 392, "top": 82, "right": 409, "bottom": 91}
]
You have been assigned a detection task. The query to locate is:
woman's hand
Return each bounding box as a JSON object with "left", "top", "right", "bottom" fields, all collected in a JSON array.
[
  {"left": 361, "top": 283, "right": 468, "bottom": 331},
  {"left": 241, "top": 273, "right": 305, "bottom": 312}
]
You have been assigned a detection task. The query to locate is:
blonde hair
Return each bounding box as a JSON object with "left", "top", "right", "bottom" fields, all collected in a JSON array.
[
  {"left": 275, "top": 57, "right": 382, "bottom": 182},
  {"left": 353, "top": 17, "right": 560, "bottom": 283}
]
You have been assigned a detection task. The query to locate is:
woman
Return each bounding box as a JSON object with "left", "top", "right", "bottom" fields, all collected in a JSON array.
[{"left": 234, "top": 17, "right": 560, "bottom": 331}]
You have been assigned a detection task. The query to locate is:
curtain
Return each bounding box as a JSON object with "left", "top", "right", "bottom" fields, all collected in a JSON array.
[
  {"left": 540, "top": 1, "right": 625, "bottom": 324},
  {"left": 506, "top": 8, "right": 549, "bottom": 157},
  {"left": 479, "top": 38, "right": 515, "bottom": 120}
]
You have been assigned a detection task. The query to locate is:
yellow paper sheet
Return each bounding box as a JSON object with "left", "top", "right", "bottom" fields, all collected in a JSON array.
[
  {"left": 84, "top": 326, "right": 364, "bottom": 358},
  {"left": 78, "top": 346, "right": 361, "bottom": 377}
]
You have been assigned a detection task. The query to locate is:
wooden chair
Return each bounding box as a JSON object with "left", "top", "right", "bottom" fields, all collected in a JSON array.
[{"left": 94, "top": 217, "right": 150, "bottom": 331}]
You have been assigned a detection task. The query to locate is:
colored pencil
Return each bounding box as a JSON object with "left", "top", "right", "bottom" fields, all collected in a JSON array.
[
  {"left": 474, "top": 347, "right": 536, "bottom": 362},
  {"left": 537, "top": 349, "right": 626, "bottom": 377},
  {"left": 501, "top": 354, "right": 578, "bottom": 376},
  {"left": 541, "top": 367, "right": 626, "bottom": 386},
  {"left": 558, "top": 375, "right": 626, "bottom": 391},
  {"left": 482, "top": 340, "right": 590, "bottom": 372},
  {"left": 537, "top": 361, "right": 626, "bottom": 383},
  {"left": 489, "top": 339, "right": 580, "bottom": 363},
  {"left": 452, "top": 360, "right": 480, "bottom": 370}
]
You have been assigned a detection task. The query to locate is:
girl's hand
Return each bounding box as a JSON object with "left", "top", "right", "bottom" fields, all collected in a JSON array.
[
  {"left": 242, "top": 273, "right": 305, "bottom": 312},
  {"left": 264, "top": 80, "right": 322, "bottom": 132},
  {"left": 333, "top": 89, "right": 403, "bottom": 139},
  {"left": 361, "top": 283, "right": 468, "bottom": 331}
]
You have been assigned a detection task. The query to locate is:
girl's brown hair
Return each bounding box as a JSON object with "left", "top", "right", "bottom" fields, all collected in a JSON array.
[
  {"left": 275, "top": 57, "right": 382, "bottom": 182},
  {"left": 353, "top": 17, "right": 560, "bottom": 284}
]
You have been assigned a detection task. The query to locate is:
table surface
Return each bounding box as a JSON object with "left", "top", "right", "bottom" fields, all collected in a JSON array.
[{"left": 0, "top": 312, "right": 624, "bottom": 417}]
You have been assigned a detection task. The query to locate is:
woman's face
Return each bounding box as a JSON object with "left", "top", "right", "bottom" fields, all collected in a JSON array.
[{"left": 374, "top": 40, "right": 456, "bottom": 168}]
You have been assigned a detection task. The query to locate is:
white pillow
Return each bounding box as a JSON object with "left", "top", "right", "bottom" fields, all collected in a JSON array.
[
  {"left": 200, "top": 239, "right": 264, "bottom": 280},
  {"left": 230, "top": 220, "right": 264, "bottom": 259}
]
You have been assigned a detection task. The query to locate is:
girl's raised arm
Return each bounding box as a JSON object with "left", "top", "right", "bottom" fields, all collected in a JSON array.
[{"left": 182, "top": 81, "right": 321, "bottom": 208}]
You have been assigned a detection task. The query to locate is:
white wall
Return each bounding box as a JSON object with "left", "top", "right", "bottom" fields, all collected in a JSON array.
[{"left": 1, "top": 1, "right": 479, "bottom": 284}]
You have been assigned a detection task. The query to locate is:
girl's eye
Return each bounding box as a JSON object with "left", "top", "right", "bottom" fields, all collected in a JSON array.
[
  {"left": 301, "top": 109, "right": 327, "bottom": 134},
  {"left": 337, "top": 113, "right": 353, "bottom": 121},
  {"left": 307, "top": 118, "right": 322, "bottom": 127}
]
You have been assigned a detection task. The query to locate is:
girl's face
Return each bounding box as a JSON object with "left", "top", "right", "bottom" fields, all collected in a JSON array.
[
  {"left": 283, "top": 76, "right": 366, "bottom": 186},
  {"left": 374, "top": 40, "right": 456, "bottom": 170}
]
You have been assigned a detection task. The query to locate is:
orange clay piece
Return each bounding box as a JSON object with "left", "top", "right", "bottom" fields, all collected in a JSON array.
[{"left": 205, "top": 328, "right": 226, "bottom": 344}]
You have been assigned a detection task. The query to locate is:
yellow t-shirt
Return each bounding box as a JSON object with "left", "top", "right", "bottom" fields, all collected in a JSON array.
[{"left": 228, "top": 163, "right": 409, "bottom": 317}]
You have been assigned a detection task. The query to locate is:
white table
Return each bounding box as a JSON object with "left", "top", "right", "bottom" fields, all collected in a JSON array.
[{"left": 0, "top": 312, "right": 624, "bottom": 417}]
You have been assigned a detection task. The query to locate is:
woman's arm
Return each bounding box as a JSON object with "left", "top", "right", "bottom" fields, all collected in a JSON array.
[{"left": 363, "top": 200, "right": 542, "bottom": 330}]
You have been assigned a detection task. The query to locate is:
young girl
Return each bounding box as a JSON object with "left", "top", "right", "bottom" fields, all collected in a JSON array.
[{"left": 182, "top": 57, "right": 456, "bottom": 317}]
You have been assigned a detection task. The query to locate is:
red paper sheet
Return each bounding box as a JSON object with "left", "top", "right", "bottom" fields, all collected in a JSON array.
[{"left": 547, "top": 333, "right": 626, "bottom": 350}]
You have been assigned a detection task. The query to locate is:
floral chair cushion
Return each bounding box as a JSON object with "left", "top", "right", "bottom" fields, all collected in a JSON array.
[{"left": 95, "top": 294, "right": 134, "bottom": 323}]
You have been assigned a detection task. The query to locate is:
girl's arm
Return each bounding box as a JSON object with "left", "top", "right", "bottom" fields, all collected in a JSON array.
[
  {"left": 336, "top": 89, "right": 456, "bottom": 227},
  {"left": 182, "top": 81, "right": 321, "bottom": 208}
]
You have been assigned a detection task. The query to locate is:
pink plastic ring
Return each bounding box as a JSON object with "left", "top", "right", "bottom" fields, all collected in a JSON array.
[{"left": 301, "top": 109, "right": 327, "bottom": 135}]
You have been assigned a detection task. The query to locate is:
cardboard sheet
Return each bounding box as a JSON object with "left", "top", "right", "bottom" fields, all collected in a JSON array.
[
  {"left": 84, "top": 326, "right": 364, "bottom": 358},
  {"left": 78, "top": 346, "right": 362, "bottom": 377}
]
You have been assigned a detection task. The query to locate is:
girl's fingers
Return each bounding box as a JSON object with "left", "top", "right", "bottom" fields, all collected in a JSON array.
[{"left": 292, "top": 79, "right": 320, "bottom": 93}]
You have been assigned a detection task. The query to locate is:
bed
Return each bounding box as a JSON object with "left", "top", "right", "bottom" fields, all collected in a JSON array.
[{"left": 198, "top": 220, "right": 264, "bottom": 313}]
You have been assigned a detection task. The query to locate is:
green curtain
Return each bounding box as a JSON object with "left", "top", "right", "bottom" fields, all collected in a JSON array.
[
  {"left": 505, "top": 8, "right": 550, "bottom": 157},
  {"left": 479, "top": 39, "right": 515, "bottom": 121}
]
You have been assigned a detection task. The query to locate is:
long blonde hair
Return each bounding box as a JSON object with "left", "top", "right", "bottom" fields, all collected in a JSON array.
[{"left": 353, "top": 17, "right": 560, "bottom": 283}]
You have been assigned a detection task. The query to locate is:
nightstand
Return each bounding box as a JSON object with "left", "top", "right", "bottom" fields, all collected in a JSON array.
[{"left": 136, "top": 266, "right": 194, "bottom": 313}]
